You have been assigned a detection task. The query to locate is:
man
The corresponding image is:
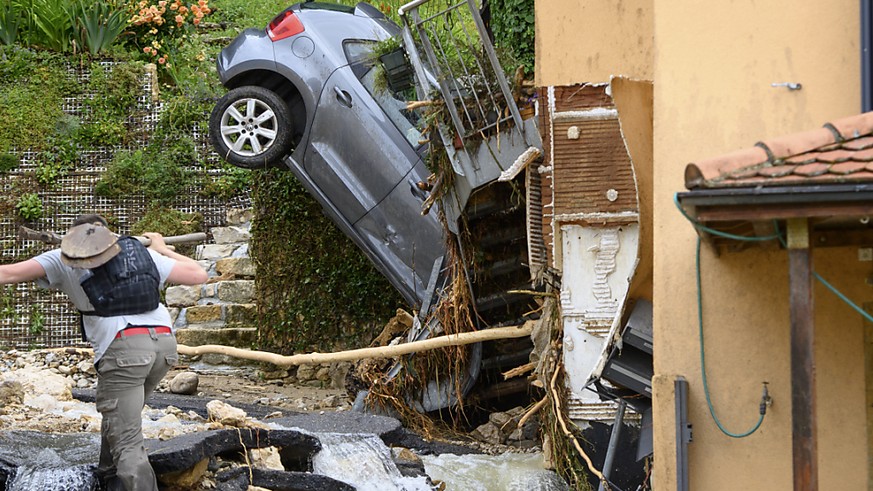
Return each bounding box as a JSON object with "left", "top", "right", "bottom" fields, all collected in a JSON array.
[{"left": 0, "top": 214, "right": 207, "bottom": 490}]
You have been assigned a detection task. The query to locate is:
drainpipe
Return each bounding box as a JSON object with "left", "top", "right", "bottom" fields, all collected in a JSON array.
[{"left": 863, "top": 0, "right": 872, "bottom": 112}]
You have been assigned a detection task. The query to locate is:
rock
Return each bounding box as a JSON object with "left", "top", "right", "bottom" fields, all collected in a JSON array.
[
  {"left": 215, "top": 467, "right": 354, "bottom": 491},
  {"left": 317, "top": 395, "right": 342, "bottom": 409},
  {"left": 206, "top": 400, "right": 248, "bottom": 427},
  {"left": 76, "top": 360, "right": 96, "bottom": 375},
  {"left": 165, "top": 285, "right": 202, "bottom": 307},
  {"left": 157, "top": 458, "right": 209, "bottom": 488},
  {"left": 489, "top": 411, "right": 515, "bottom": 434},
  {"left": 315, "top": 366, "right": 331, "bottom": 382},
  {"left": 259, "top": 369, "right": 289, "bottom": 381},
  {"left": 296, "top": 364, "right": 316, "bottom": 382},
  {"left": 147, "top": 427, "right": 321, "bottom": 475},
  {"left": 392, "top": 447, "right": 428, "bottom": 479},
  {"left": 170, "top": 372, "right": 200, "bottom": 395},
  {"left": 0, "top": 367, "right": 72, "bottom": 401},
  {"left": 249, "top": 446, "right": 284, "bottom": 471},
  {"left": 0, "top": 381, "right": 24, "bottom": 405},
  {"left": 471, "top": 421, "right": 503, "bottom": 445}
]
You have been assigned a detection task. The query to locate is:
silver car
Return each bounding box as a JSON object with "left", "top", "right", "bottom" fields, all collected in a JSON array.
[{"left": 209, "top": 2, "right": 445, "bottom": 311}]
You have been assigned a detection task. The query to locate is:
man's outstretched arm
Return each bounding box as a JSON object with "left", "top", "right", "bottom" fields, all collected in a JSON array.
[{"left": 0, "top": 259, "right": 46, "bottom": 284}]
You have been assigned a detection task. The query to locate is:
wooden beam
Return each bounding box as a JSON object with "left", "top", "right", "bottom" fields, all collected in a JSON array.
[
  {"left": 695, "top": 203, "right": 873, "bottom": 222},
  {"left": 863, "top": 303, "right": 873, "bottom": 491},
  {"left": 787, "top": 218, "right": 817, "bottom": 491}
]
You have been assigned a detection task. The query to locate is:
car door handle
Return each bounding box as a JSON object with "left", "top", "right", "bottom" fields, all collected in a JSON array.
[
  {"left": 334, "top": 87, "right": 353, "bottom": 108},
  {"left": 409, "top": 180, "right": 428, "bottom": 201}
]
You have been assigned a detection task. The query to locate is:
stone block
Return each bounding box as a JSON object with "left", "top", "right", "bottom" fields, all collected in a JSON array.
[
  {"left": 212, "top": 226, "right": 251, "bottom": 245},
  {"left": 226, "top": 208, "right": 253, "bottom": 225},
  {"left": 225, "top": 303, "right": 257, "bottom": 326},
  {"left": 175, "top": 327, "right": 258, "bottom": 348},
  {"left": 197, "top": 244, "right": 237, "bottom": 261},
  {"left": 203, "top": 284, "right": 217, "bottom": 297},
  {"left": 184, "top": 305, "right": 223, "bottom": 324},
  {"left": 218, "top": 280, "right": 255, "bottom": 303},
  {"left": 165, "top": 285, "right": 202, "bottom": 307},
  {"left": 216, "top": 257, "right": 256, "bottom": 277},
  {"left": 168, "top": 308, "right": 180, "bottom": 326}
]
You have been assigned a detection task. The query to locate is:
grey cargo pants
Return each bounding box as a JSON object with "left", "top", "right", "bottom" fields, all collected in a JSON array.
[{"left": 95, "top": 329, "right": 177, "bottom": 491}]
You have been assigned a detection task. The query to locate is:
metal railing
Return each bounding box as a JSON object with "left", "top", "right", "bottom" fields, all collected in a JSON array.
[{"left": 399, "top": 0, "right": 541, "bottom": 196}]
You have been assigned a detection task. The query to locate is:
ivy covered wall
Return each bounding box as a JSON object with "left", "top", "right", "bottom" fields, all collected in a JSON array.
[{"left": 250, "top": 169, "right": 402, "bottom": 354}]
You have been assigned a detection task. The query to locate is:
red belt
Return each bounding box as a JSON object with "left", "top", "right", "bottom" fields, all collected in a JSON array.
[{"left": 115, "top": 326, "right": 172, "bottom": 339}]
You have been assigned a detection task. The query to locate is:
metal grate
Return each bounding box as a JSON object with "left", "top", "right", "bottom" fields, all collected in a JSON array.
[{"left": 0, "top": 64, "right": 248, "bottom": 350}]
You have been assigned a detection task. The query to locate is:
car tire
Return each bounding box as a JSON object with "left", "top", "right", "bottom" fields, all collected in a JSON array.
[{"left": 209, "top": 86, "right": 294, "bottom": 169}]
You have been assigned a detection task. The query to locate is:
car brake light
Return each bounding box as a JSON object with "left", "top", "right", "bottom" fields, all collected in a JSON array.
[{"left": 267, "top": 11, "right": 304, "bottom": 41}]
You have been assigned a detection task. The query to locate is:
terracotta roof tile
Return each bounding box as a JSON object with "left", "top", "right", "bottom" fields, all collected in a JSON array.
[
  {"left": 816, "top": 149, "right": 854, "bottom": 163},
  {"left": 685, "top": 146, "right": 768, "bottom": 188},
  {"left": 758, "top": 165, "right": 797, "bottom": 178},
  {"left": 756, "top": 127, "right": 836, "bottom": 161},
  {"left": 852, "top": 148, "right": 873, "bottom": 162},
  {"left": 785, "top": 153, "right": 819, "bottom": 165},
  {"left": 828, "top": 112, "right": 873, "bottom": 140},
  {"left": 793, "top": 162, "right": 829, "bottom": 177},
  {"left": 843, "top": 135, "right": 873, "bottom": 151},
  {"left": 827, "top": 161, "right": 867, "bottom": 175},
  {"left": 685, "top": 111, "right": 873, "bottom": 189}
]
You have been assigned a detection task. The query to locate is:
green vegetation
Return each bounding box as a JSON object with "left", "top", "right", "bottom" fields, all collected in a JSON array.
[
  {"left": 15, "top": 193, "right": 44, "bottom": 221},
  {"left": 0, "top": 0, "right": 535, "bottom": 354},
  {"left": 251, "top": 169, "right": 401, "bottom": 353}
]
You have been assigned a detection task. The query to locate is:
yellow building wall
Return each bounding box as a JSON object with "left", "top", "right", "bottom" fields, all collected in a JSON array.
[
  {"left": 537, "top": 0, "right": 869, "bottom": 489},
  {"left": 535, "top": 0, "right": 653, "bottom": 85},
  {"left": 652, "top": 1, "right": 864, "bottom": 489}
]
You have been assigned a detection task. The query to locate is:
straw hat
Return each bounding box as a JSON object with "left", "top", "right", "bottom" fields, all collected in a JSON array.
[{"left": 60, "top": 223, "right": 120, "bottom": 269}]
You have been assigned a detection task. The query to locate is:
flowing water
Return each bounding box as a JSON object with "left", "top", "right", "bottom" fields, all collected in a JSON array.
[
  {"left": 0, "top": 433, "right": 99, "bottom": 490},
  {"left": 312, "top": 433, "right": 434, "bottom": 490},
  {"left": 0, "top": 413, "right": 569, "bottom": 491},
  {"left": 422, "top": 453, "right": 571, "bottom": 491}
]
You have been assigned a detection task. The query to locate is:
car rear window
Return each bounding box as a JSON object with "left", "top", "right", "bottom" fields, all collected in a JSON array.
[{"left": 299, "top": 2, "right": 355, "bottom": 13}]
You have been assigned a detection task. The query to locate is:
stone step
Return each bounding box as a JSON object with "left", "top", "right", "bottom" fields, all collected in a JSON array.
[{"left": 175, "top": 327, "right": 257, "bottom": 348}]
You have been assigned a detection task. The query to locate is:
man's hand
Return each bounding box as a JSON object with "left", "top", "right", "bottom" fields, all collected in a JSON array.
[
  {"left": 143, "top": 233, "right": 169, "bottom": 254},
  {"left": 143, "top": 232, "right": 208, "bottom": 285}
]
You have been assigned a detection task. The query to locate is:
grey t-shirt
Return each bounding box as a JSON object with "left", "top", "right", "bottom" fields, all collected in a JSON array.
[{"left": 34, "top": 248, "right": 177, "bottom": 362}]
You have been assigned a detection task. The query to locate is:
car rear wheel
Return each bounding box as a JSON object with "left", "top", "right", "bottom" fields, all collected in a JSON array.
[{"left": 209, "top": 86, "right": 294, "bottom": 169}]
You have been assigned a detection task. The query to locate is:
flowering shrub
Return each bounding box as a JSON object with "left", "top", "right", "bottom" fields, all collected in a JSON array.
[{"left": 126, "top": 0, "right": 211, "bottom": 70}]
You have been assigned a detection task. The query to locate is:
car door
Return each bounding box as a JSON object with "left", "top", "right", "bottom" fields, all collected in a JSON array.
[
  {"left": 303, "top": 40, "right": 444, "bottom": 307},
  {"left": 303, "top": 42, "right": 421, "bottom": 224}
]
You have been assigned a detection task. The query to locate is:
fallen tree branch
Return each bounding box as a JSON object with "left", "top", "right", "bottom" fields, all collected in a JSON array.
[
  {"left": 502, "top": 361, "right": 535, "bottom": 380},
  {"left": 549, "top": 354, "right": 608, "bottom": 488},
  {"left": 518, "top": 396, "right": 548, "bottom": 428},
  {"left": 178, "top": 322, "right": 534, "bottom": 367}
]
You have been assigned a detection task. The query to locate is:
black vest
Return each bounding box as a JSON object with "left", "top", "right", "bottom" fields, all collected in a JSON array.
[{"left": 79, "top": 236, "right": 161, "bottom": 317}]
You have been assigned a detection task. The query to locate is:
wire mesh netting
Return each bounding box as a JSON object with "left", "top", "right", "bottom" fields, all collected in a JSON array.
[{"left": 0, "top": 63, "right": 249, "bottom": 349}]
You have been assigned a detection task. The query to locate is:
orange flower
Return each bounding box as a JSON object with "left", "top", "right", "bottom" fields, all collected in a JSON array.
[
  {"left": 158, "top": 57, "right": 166, "bottom": 64},
  {"left": 192, "top": 17, "right": 200, "bottom": 25}
]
